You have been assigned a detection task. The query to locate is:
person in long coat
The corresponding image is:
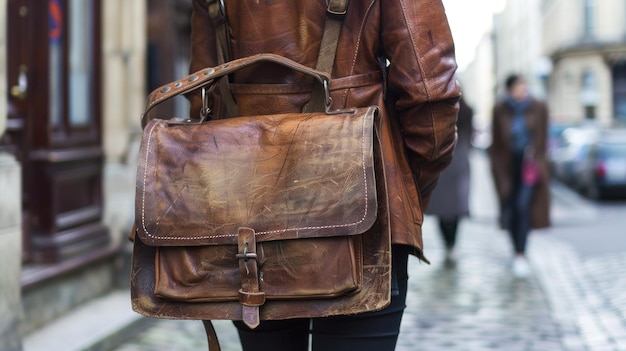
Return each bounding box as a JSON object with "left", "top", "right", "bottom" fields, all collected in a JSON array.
[
  {"left": 489, "top": 74, "right": 551, "bottom": 277},
  {"left": 188, "top": 0, "right": 460, "bottom": 350},
  {"left": 427, "top": 97, "right": 473, "bottom": 265}
]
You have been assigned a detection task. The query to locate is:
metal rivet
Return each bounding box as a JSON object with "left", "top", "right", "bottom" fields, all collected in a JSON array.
[
  {"left": 174, "top": 82, "right": 183, "bottom": 88},
  {"left": 188, "top": 75, "right": 199, "bottom": 82},
  {"left": 160, "top": 86, "right": 171, "bottom": 93},
  {"left": 204, "top": 68, "right": 215, "bottom": 76}
]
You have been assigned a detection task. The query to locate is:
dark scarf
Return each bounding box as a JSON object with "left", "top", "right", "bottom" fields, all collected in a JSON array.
[{"left": 505, "top": 95, "right": 532, "bottom": 153}]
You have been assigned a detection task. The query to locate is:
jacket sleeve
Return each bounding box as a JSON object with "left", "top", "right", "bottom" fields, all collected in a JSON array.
[
  {"left": 381, "top": 0, "right": 460, "bottom": 208},
  {"left": 188, "top": 0, "right": 219, "bottom": 117}
]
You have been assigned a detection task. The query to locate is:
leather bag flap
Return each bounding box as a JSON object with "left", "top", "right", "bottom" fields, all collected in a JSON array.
[{"left": 135, "top": 107, "right": 379, "bottom": 246}]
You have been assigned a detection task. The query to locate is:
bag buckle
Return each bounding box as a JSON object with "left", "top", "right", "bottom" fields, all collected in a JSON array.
[
  {"left": 237, "top": 227, "right": 265, "bottom": 329},
  {"left": 200, "top": 85, "right": 213, "bottom": 121},
  {"left": 323, "top": 79, "right": 333, "bottom": 112},
  {"left": 326, "top": 0, "right": 348, "bottom": 15},
  {"left": 235, "top": 243, "right": 258, "bottom": 262},
  {"left": 165, "top": 84, "right": 215, "bottom": 126}
]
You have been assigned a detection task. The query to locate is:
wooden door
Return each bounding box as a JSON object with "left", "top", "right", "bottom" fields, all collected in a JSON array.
[{"left": 4, "top": 0, "right": 108, "bottom": 264}]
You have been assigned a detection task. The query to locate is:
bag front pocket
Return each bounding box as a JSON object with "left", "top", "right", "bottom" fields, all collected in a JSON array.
[{"left": 153, "top": 235, "right": 363, "bottom": 302}]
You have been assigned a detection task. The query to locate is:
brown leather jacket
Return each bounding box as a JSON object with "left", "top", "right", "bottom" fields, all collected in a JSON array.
[{"left": 189, "top": 0, "right": 460, "bottom": 261}]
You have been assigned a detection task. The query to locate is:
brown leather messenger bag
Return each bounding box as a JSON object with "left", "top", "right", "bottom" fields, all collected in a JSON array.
[{"left": 129, "top": 53, "right": 391, "bottom": 351}]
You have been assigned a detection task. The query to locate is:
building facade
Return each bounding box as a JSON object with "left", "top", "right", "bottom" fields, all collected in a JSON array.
[
  {"left": 0, "top": 0, "right": 192, "bottom": 347},
  {"left": 458, "top": 31, "right": 497, "bottom": 131},
  {"left": 542, "top": 0, "right": 626, "bottom": 126},
  {"left": 493, "top": 0, "right": 547, "bottom": 98},
  {"left": 487, "top": 0, "right": 626, "bottom": 127}
]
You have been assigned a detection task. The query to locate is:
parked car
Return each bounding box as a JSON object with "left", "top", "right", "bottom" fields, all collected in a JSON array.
[
  {"left": 548, "top": 123, "right": 572, "bottom": 159},
  {"left": 550, "top": 127, "right": 599, "bottom": 186},
  {"left": 576, "top": 131, "right": 626, "bottom": 199}
]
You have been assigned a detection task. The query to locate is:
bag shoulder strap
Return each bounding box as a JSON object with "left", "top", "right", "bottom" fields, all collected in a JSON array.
[
  {"left": 205, "top": 0, "right": 347, "bottom": 113},
  {"left": 206, "top": 0, "right": 232, "bottom": 64},
  {"left": 206, "top": 0, "right": 347, "bottom": 67},
  {"left": 206, "top": 0, "right": 237, "bottom": 117},
  {"left": 303, "top": 0, "right": 348, "bottom": 112},
  {"left": 315, "top": 0, "right": 348, "bottom": 73}
]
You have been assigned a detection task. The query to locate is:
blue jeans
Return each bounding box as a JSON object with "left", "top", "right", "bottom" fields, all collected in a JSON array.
[
  {"left": 505, "top": 152, "right": 535, "bottom": 254},
  {"left": 233, "top": 245, "right": 411, "bottom": 351}
]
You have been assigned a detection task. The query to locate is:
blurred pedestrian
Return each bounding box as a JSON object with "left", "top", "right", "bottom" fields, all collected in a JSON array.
[
  {"left": 489, "top": 74, "right": 551, "bottom": 278},
  {"left": 188, "top": 0, "right": 460, "bottom": 350},
  {"left": 427, "top": 96, "right": 474, "bottom": 267}
]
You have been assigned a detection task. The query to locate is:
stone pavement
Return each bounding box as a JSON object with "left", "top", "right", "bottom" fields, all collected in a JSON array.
[{"left": 111, "top": 151, "right": 626, "bottom": 351}]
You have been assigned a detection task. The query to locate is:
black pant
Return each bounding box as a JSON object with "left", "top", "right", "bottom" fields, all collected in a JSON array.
[
  {"left": 505, "top": 152, "right": 535, "bottom": 254},
  {"left": 438, "top": 217, "right": 459, "bottom": 250},
  {"left": 233, "top": 245, "right": 411, "bottom": 351}
]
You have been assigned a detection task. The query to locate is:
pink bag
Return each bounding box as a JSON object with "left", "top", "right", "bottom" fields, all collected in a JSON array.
[{"left": 522, "top": 154, "right": 540, "bottom": 186}]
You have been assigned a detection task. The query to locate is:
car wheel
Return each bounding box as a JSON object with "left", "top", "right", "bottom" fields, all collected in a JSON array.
[{"left": 586, "top": 183, "right": 602, "bottom": 200}]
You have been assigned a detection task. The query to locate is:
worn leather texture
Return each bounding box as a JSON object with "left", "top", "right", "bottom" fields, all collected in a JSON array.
[
  {"left": 136, "top": 108, "right": 378, "bottom": 246},
  {"left": 189, "top": 0, "right": 461, "bottom": 258},
  {"left": 131, "top": 56, "right": 391, "bottom": 321}
]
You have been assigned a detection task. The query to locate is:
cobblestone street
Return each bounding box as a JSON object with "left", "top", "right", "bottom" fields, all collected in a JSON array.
[{"left": 113, "top": 152, "right": 626, "bottom": 351}]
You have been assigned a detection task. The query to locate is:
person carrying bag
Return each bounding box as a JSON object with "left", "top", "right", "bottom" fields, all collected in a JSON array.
[{"left": 130, "top": 1, "right": 460, "bottom": 350}]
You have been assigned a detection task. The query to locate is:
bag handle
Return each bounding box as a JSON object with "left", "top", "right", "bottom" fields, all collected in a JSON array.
[{"left": 141, "top": 53, "right": 332, "bottom": 127}]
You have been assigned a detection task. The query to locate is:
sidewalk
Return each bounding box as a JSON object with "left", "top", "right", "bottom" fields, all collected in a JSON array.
[
  {"left": 109, "top": 151, "right": 626, "bottom": 351},
  {"left": 110, "top": 218, "right": 567, "bottom": 351},
  {"left": 25, "top": 151, "right": 626, "bottom": 351}
]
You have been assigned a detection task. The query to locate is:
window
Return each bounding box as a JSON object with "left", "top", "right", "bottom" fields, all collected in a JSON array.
[
  {"left": 46, "top": 0, "right": 100, "bottom": 143},
  {"left": 581, "top": 70, "right": 598, "bottom": 120},
  {"left": 68, "top": 0, "right": 94, "bottom": 126},
  {"left": 583, "top": 0, "right": 596, "bottom": 37},
  {"left": 613, "top": 62, "right": 626, "bottom": 123}
]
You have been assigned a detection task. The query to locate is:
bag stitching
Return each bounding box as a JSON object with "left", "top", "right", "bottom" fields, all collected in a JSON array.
[{"left": 140, "top": 113, "right": 372, "bottom": 241}]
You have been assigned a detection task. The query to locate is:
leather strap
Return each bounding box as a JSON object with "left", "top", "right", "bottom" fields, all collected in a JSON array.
[
  {"left": 206, "top": 0, "right": 237, "bottom": 118},
  {"left": 141, "top": 54, "right": 331, "bottom": 127},
  {"left": 202, "top": 320, "right": 222, "bottom": 351},
  {"left": 302, "top": 0, "right": 348, "bottom": 112},
  {"left": 229, "top": 71, "right": 382, "bottom": 95},
  {"left": 317, "top": 3, "right": 346, "bottom": 73},
  {"left": 205, "top": 0, "right": 347, "bottom": 114},
  {"left": 237, "top": 227, "right": 265, "bottom": 329},
  {"left": 200, "top": 228, "right": 268, "bottom": 351},
  {"left": 206, "top": 0, "right": 231, "bottom": 64}
]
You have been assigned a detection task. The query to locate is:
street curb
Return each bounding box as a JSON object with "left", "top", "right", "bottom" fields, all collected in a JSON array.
[{"left": 22, "top": 290, "right": 155, "bottom": 351}]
